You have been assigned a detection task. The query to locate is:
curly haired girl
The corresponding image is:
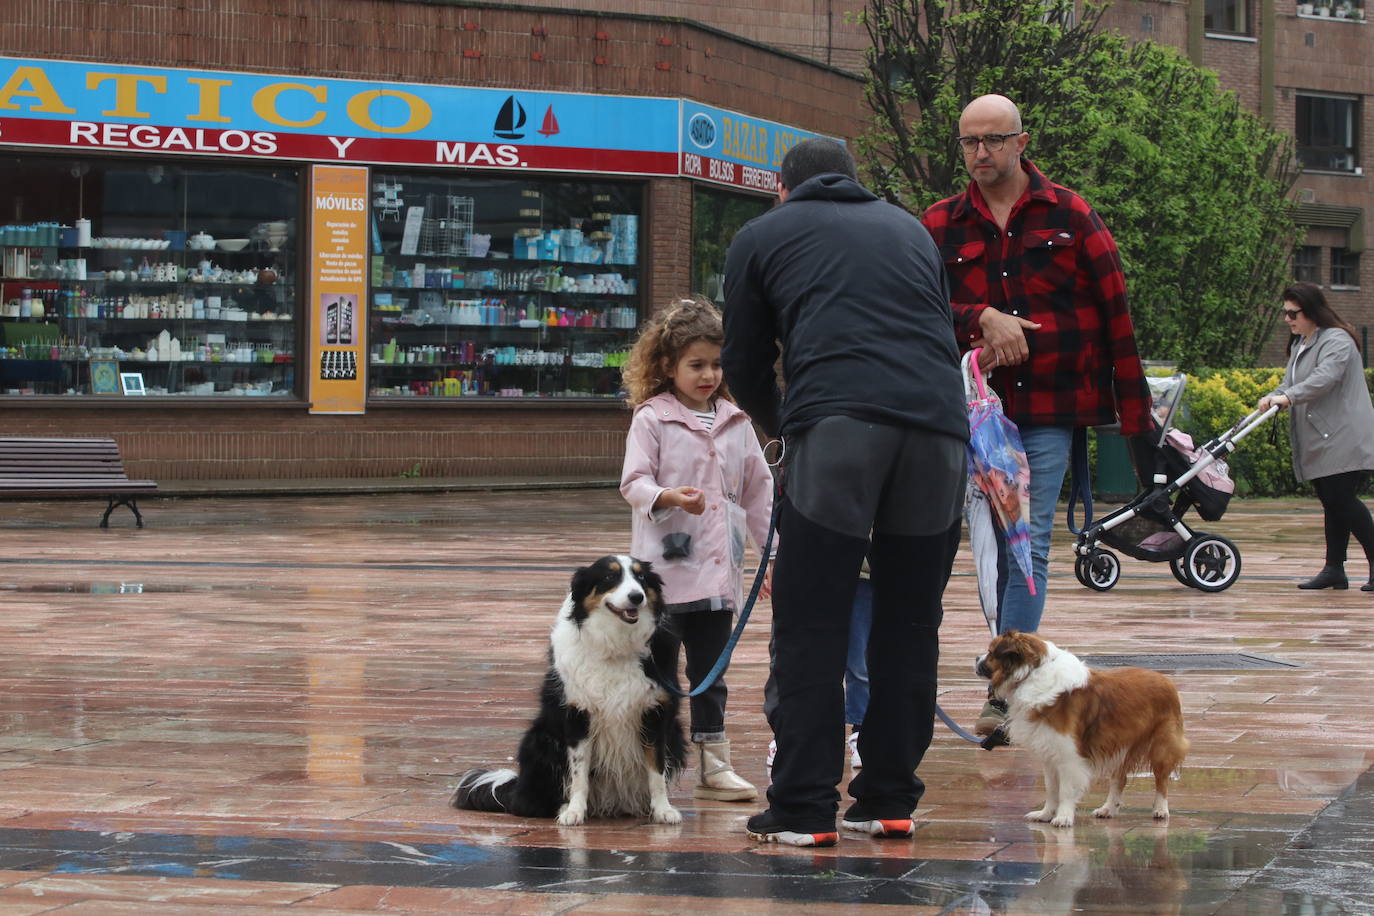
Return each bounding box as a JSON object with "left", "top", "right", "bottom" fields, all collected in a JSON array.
[{"left": 619, "top": 295, "right": 773, "bottom": 802}]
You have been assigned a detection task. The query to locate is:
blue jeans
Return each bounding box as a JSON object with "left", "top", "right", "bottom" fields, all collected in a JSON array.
[
  {"left": 996, "top": 425, "right": 1074, "bottom": 635},
  {"left": 846, "top": 579, "right": 872, "bottom": 728}
]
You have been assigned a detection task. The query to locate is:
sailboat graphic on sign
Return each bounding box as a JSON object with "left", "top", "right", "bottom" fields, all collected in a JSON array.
[
  {"left": 494, "top": 96, "right": 527, "bottom": 139},
  {"left": 537, "top": 105, "right": 561, "bottom": 138}
]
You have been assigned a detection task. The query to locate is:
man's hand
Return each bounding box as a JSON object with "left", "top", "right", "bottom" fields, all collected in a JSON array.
[
  {"left": 976, "top": 309, "right": 1042, "bottom": 367},
  {"left": 657, "top": 486, "right": 706, "bottom": 515},
  {"left": 970, "top": 339, "right": 997, "bottom": 372},
  {"left": 1258, "top": 394, "right": 1290, "bottom": 412}
]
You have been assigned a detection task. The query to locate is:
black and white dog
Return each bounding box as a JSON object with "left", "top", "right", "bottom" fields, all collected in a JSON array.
[{"left": 450, "top": 555, "right": 687, "bottom": 825}]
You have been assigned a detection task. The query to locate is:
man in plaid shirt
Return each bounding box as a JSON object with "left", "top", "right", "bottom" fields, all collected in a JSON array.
[{"left": 921, "top": 94, "right": 1151, "bottom": 736}]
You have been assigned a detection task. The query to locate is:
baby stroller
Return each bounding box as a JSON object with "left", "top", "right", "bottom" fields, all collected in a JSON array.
[{"left": 1071, "top": 374, "right": 1279, "bottom": 593}]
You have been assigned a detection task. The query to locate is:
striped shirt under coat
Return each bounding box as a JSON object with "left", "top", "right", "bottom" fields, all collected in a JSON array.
[{"left": 1271, "top": 326, "right": 1374, "bottom": 482}]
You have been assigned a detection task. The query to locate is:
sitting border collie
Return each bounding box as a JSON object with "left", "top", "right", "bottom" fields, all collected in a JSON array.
[{"left": 450, "top": 555, "right": 687, "bottom": 825}]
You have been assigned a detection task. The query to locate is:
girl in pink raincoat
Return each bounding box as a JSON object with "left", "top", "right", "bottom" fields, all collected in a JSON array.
[{"left": 620, "top": 296, "right": 774, "bottom": 803}]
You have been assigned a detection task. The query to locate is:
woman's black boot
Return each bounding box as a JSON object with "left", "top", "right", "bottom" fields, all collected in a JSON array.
[{"left": 1298, "top": 566, "right": 1348, "bottom": 590}]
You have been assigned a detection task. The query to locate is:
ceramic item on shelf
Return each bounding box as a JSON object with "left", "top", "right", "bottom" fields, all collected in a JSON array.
[{"left": 217, "top": 238, "right": 250, "bottom": 252}]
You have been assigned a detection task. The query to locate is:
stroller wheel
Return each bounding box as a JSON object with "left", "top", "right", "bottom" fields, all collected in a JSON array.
[
  {"left": 1169, "top": 556, "right": 1195, "bottom": 588},
  {"left": 1182, "top": 534, "right": 1242, "bottom": 592},
  {"left": 1076, "top": 549, "right": 1121, "bottom": 591}
]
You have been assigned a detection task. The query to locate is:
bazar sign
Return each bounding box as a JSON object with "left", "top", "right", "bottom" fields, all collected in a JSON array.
[
  {"left": 0, "top": 56, "right": 680, "bottom": 175},
  {"left": 679, "top": 102, "right": 831, "bottom": 193}
]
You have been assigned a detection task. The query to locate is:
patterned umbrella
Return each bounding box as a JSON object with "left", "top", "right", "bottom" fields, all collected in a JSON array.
[{"left": 962, "top": 349, "right": 1035, "bottom": 598}]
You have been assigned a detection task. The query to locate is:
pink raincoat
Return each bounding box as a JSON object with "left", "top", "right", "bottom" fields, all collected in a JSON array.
[{"left": 620, "top": 392, "right": 774, "bottom": 610}]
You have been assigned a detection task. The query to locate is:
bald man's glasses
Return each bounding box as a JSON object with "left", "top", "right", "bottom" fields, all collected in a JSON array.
[{"left": 956, "top": 132, "right": 1021, "bottom": 154}]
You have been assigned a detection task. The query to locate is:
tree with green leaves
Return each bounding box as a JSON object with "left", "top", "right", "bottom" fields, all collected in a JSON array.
[{"left": 855, "top": 0, "right": 1300, "bottom": 368}]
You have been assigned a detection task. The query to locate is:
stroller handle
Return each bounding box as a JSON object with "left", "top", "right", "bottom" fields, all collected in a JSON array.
[{"left": 1225, "top": 404, "right": 1281, "bottom": 442}]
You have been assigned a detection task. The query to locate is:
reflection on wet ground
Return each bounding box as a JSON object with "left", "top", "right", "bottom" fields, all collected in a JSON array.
[
  {"left": 0, "top": 491, "right": 1371, "bottom": 913},
  {"left": 1, "top": 582, "right": 308, "bottom": 594},
  {"left": 0, "top": 820, "right": 1346, "bottom": 911}
]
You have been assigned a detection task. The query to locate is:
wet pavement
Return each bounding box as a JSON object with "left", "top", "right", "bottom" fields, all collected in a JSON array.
[{"left": 0, "top": 489, "right": 1371, "bottom": 914}]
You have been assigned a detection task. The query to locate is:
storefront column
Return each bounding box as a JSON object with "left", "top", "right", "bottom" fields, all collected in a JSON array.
[{"left": 646, "top": 178, "right": 693, "bottom": 313}]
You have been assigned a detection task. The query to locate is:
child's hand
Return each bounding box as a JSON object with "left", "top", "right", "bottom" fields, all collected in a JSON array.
[
  {"left": 660, "top": 486, "right": 706, "bottom": 515},
  {"left": 759, "top": 567, "right": 773, "bottom": 598}
]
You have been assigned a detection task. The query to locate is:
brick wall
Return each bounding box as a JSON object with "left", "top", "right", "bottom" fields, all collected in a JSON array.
[
  {"left": 647, "top": 178, "right": 693, "bottom": 309},
  {"left": 475, "top": 0, "right": 874, "bottom": 73},
  {"left": 1097, "top": 0, "right": 1191, "bottom": 49},
  {"left": 1, "top": 403, "right": 633, "bottom": 481}
]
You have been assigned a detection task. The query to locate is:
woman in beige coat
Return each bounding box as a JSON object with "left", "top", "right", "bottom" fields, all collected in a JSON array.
[{"left": 1259, "top": 283, "right": 1374, "bottom": 591}]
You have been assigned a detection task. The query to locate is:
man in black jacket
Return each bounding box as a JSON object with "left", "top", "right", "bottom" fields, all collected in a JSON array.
[{"left": 722, "top": 138, "right": 966, "bottom": 846}]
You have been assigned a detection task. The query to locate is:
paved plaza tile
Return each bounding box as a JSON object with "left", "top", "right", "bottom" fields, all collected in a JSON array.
[{"left": 0, "top": 490, "right": 1371, "bottom": 913}]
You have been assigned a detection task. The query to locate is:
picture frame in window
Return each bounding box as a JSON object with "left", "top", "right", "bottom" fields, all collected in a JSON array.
[
  {"left": 90, "top": 360, "right": 120, "bottom": 395},
  {"left": 119, "top": 372, "right": 146, "bottom": 396}
]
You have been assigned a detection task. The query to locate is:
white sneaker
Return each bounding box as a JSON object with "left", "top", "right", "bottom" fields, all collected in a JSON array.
[{"left": 847, "top": 731, "right": 862, "bottom": 770}]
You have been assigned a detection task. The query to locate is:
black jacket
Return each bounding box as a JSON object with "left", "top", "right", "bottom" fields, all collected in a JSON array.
[{"left": 721, "top": 173, "right": 967, "bottom": 442}]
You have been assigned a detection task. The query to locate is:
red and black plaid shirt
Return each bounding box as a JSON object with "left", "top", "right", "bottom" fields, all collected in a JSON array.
[{"left": 921, "top": 158, "right": 1151, "bottom": 436}]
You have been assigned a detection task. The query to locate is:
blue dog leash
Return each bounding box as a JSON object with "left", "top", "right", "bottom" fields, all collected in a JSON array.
[{"left": 655, "top": 467, "right": 780, "bottom": 699}]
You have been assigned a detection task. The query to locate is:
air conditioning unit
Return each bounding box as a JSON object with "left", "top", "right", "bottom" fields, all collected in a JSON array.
[{"left": 1298, "top": 188, "right": 1317, "bottom": 203}]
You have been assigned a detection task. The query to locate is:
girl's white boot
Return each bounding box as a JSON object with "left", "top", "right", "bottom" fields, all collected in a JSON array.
[{"left": 693, "top": 739, "right": 757, "bottom": 801}]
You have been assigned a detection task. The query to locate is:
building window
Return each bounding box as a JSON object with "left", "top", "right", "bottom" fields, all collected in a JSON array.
[
  {"left": 1296, "top": 93, "right": 1360, "bottom": 172},
  {"left": 1331, "top": 248, "right": 1360, "bottom": 288},
  {"left": 1293, "top": 245, "right": 1322, "bottom": 283},
  {"left": 1205, "top": 0, "right": 1249, "bottom": 33},
  {"left": 692, "top": 186, "right": 771, "bottom": 302}
]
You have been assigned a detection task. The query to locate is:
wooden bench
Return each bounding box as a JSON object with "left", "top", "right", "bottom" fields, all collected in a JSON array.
[{"left": 0, "top": 437, "right": 158, "bottom": 527}]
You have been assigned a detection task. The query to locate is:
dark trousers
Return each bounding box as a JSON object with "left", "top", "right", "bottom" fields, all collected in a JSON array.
[
  {"left": 766, "top": 500, "right": 960, "bottom": 829},
  {"left": 1311, "top": 471, "right": 1374, "bottom": 569},
  {"left": 659, "top": 609, "right": 732, "bottom": 741},
  {"left": 763, "top": 416, "right": 964, "bottom": 830}
]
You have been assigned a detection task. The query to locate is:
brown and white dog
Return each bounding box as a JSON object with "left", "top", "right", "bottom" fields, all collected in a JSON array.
[{"left": 975, "top": 631, "right": 1189, "bottom": 828}]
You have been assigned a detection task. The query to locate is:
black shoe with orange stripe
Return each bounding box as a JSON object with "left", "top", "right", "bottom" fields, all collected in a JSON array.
[
  {"left": 841, "top": 816, "right": 915, "bottom": 838},
  {"left": 746, "top": 810, "right": 838, "bottom": 847},
  {"left": 841, "top": 803, "right": 915, "bottom": 838}
]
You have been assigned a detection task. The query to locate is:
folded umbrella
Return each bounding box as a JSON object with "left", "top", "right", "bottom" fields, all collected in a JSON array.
[{"left": 963, "top": 481, "right": 1001, "bottom": 635}]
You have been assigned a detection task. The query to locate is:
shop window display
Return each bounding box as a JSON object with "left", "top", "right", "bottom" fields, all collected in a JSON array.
[
  {"left": 0, "top": 156, "right": 299, "bottom": 397},
  {"left": 368, "top": 173, "right": 642, "bottom": 399}
]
